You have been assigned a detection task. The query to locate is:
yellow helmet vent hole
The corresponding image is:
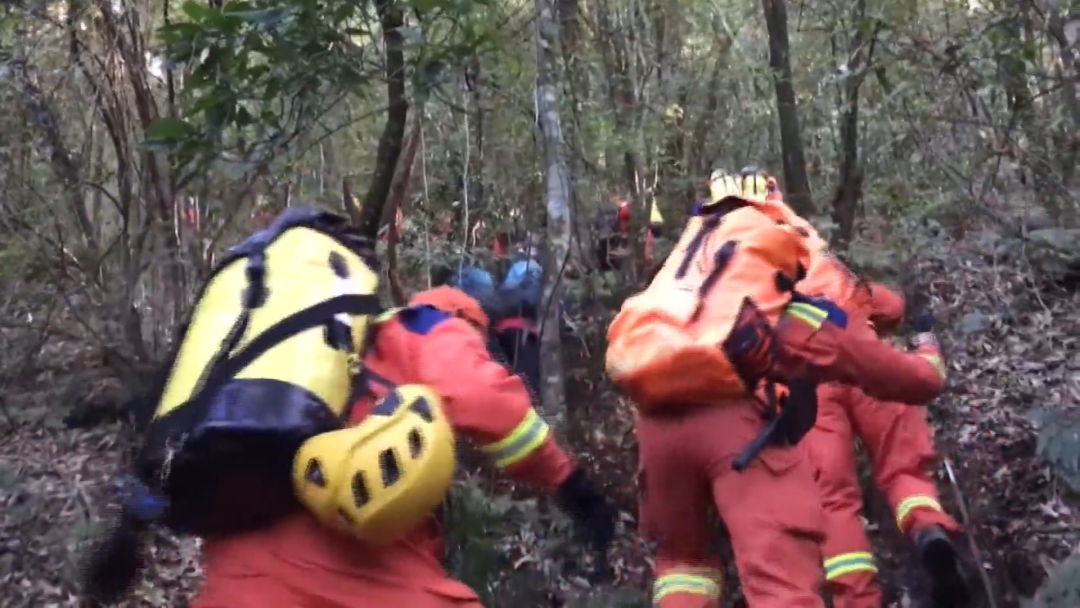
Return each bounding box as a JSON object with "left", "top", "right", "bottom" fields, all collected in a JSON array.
[
  {"left": 408, "top": 428, "right": 424, "bottom": 459},
  {"left": 373, "top": 392, "right": 402, "bottom": 416},
  {"left": 379, "top": 449, "right": 400, "bottom": 487},
  {"left": 410, "top": 397, "right": 433, "bottom": 422},
  {"left": 352, "top": 472, "right": 370, "bottom": 507},
  {"left": 328, "top": 251, "right": 349, "bottom": 278},
  {"left": 305, "top": 459, "right": 326, "bottom": 487}
]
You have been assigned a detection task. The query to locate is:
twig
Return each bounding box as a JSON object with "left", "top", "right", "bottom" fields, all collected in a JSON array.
[
  {"left": 943, "top": 458, "right": 999, "bottom": 608},
  {"left": 458, "top": 74, "right": 472, "bottom": 277},
  {"left": 421, "top": 120, "right": 434, "bottom": 289}
]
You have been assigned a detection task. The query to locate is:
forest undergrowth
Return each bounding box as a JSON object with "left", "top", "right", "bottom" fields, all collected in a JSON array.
[{"left": 0, "top": 225, "right": 1077, "bottom": 608}]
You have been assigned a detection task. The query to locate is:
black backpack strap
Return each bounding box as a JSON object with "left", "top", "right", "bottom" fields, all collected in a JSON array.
[{"left": 191, "top": 294, "right": 381, "bottom": 409}]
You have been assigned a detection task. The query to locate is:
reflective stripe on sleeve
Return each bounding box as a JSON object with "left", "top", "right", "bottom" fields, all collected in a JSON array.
[{"left": 479, "top": 408, "right": 551, "bottom": 468}]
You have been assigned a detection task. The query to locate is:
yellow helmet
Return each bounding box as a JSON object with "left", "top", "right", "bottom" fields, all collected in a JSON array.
[
  {"left": 663, "top": 103, "right": 684, "bottom": 123},
  {"left": 292, "top": 384, "right": 456, "bottom": 544},
  {"left": 738, "top": 166, "right": 772, "bottom": 199},
  {"left": 705, "top": 168, "right": 756, "bottom": 207}
]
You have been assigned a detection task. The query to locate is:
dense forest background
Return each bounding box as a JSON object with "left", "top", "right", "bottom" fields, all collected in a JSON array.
[{"left": 1, "top": 0, "right": 1079, "bottom": 605}]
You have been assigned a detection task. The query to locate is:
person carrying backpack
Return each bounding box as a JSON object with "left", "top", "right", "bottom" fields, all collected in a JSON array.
[
  {"left": 739, "top": 168, "right": 971, "bottom": 608},
  {"left": 605, "top": 170, "right": 950, "bottom": 608},
  {"left": 485, "top": 287, "right": 542, "bottom": 401},
  {"left": 433, "top": 284, "right": 543, "bottom": 418},
  {"left": 593, "top": 195, "right": 664, "bottom": 271},
  {"left": 436, "top": 237, "right": 542, "bottom": 397},
  {"left": 84, "top": 211, "right": 616, "bottom": 608}
]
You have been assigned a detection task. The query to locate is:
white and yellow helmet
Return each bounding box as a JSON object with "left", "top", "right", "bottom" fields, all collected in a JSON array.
[
  {"left": 738, "top": 166, "right": 773, "bottom": 199},
  {"left": 706, "top": 167, "right": 776, "bottom": 209},
  {"left": 293, "top": 384, "right": 456, "bottom": 544}
]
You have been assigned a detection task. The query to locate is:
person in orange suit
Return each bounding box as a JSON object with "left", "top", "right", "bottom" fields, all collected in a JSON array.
[
  {"left": 807, "top": 293, "right": 968, "bottom": 608},
  {"left": 621, "top": 171, "right": 950, "bottom": 608},
  {"left": 194, "top": 286, "right": 616, "bottom": 608},
  {"left": 739, "top": 166, "right": 970, "bottom": 607},
  {"left": 595, "top": 196, "right": 664, "bottom": 271}
]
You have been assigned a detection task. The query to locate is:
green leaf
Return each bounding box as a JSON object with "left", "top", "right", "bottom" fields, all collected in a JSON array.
[
  {"left": 158, "top": 22, "right": 203, "bottom": 46},
  {"left": 146, "top": 117, "right": 197, "bottom": 143},
  {"left": 180, "top": 0, "right": 215, "bottom": 22},
  {"left": 412, "top": 57, "right": 445, "bottom": 106},
  {"left": 235, "top": 8, "right": 287, "bottom": 27},
  {"left": 408, "top": 0, "right": 443, "bottom": 13}
]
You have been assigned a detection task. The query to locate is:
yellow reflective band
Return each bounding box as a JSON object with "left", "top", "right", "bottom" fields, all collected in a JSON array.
[
  {"left": 784, "top": 302, "right": 829, "bottom": 330},
  {"left": 896, "top": 495, "right": 943, "bottom": 529},
  {"left": 652, "top": 573, "right": 721, "bottom": 605},
  {"left": 824, "top": 551, "right": 877, "bottom": 580},
  {"left": 919, "top": 354, "right": 947, "bottom": 380},
  {"left": 479, "top": 408, "right": 551, "bottom": 468}
]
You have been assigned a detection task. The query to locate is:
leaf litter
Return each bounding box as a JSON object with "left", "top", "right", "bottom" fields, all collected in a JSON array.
[{"left": 1, "top": 236, "right": 1078, "bottom": 607}]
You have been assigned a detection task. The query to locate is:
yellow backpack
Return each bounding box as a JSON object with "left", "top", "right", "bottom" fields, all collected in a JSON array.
[
  {"left": 137, "top": 208, "right": 386, "bottom": 536},
  {"left": 84, "top": 209, "right": 462, "bottom": 607}
]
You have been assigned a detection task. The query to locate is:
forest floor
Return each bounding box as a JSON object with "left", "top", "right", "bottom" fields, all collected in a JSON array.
[{"left": 0, "top": 228, "right": 1078, "bottom": 607}]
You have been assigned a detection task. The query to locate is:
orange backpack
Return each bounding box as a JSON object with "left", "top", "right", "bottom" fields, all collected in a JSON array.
[
  {"left": 758, "top": 199, "right": 874, "bottom": 317},
  {"left": 605, "top": 203, "right": 810, "bottom": 411}
]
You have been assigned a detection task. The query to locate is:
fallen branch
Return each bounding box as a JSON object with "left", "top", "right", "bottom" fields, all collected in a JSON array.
[{"left": 943, "top": 457, "right": 999, "bottom": 608}]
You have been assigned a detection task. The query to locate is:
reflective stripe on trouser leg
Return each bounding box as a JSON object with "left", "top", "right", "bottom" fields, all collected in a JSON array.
[
  {"left": 653, "top": 569, "right": 722, "bottom": 606},
  {"left": 823, "top": 551, "right": 877, "bottom": 582},
  {"left": 896, "top": 494, "right": 943, "bottom": 532}
]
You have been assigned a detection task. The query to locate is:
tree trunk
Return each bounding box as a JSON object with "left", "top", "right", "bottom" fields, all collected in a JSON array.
[
  {"left": 465, "top": 54, "right": 485, "bottom": 216},
  {"left": 761, "top": 0, "right": 814, "bottom": 216},
  {"left": 534, "top": 0, "right": 571, "bottom": 421},
  {"left": 359, "top": 0, "right": 408, "bottom": 238},
  {"left": 595, "top": 1, "right": 648, "bottom": 278},
  {"left": 384, "top": 117, "right": 424, "bottom": 306},
  {"left": 831, "top": 0, "right": 876, "bottom": 249},
  {"left": 685, "top": 16, "right": 732, "bottom": 208}
]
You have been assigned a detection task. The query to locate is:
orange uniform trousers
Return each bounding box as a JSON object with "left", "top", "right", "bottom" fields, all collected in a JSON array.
[
  {"left": 194, "top": 515, "right": 485, "bottom": 608},
  {"left": 636, "top": 401, "right": 827, "bottom": 608},
  {"left": 197, "top": 566, "right": 482, "bottom": 608},
  {"left": 804, "top": 384, "right": 960, "bottom": 608}
]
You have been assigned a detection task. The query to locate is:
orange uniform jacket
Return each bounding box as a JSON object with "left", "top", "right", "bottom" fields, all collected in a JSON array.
[
  {"left": 775, "top": 296, "right": 945, "bottom": 406},
  {"left": 761, "top": 196, "right": 907, "bottom": 330},
  {"left": 868, "top": 282, "right": 906, "bottom": 333},
  {"left": 751, "top": 197, "right": 940, "bottom": 402},
  {"left": 199, "top": 306, "right": 575, "bottom": 604}
]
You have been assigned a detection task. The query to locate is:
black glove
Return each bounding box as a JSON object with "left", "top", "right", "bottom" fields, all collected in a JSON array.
[
  {"left": 914, "top": 311, "right": 935, "bottom": 333},
  {"left": 82, "top": 479, "right": 166, "bottom": 604},
  {"left": 83, "top": 512, "right": 148, "bottom": 604},
  {"left": 554, "top": 468, "right": 617, "bottom": 554}
]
